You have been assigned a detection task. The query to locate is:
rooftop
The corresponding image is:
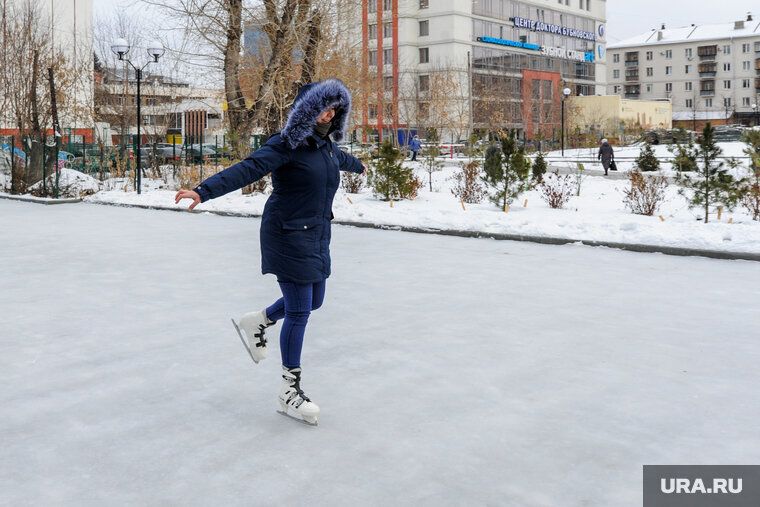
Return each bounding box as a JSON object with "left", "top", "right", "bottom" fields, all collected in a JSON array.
[{"left": 609, "top": 14, "right": 760, "bottom": 49}]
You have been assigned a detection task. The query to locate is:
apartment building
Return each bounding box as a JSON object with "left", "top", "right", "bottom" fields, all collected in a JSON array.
[
  {"left": 607, "top": 14, "right": 760, "bottom": 127},
  {"left": 351, "top": 0, "right": 607, "bottom": 142}
]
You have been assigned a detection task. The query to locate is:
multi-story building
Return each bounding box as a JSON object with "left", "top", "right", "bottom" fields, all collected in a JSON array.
[
  {"left": 350, "top": 0, "right": 607, "bottom": 143},
  {"left": 606, "top": 14, "right": 760, "bottom": 129}
]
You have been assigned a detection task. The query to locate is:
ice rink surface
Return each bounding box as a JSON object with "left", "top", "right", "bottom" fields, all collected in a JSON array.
[{"left": 1, "top": 199, "right": 759, "bottom": 506}]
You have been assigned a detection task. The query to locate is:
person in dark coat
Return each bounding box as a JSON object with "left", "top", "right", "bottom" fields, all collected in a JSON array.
[
  {"left": 175, "top": 79, "right": 365, "bottom": 425},
  {"left": 410, "top": 134, "right": 421, "bottom": 161},
  {"left": 597, "top": 138, "right": 616, "bottom": 176}
]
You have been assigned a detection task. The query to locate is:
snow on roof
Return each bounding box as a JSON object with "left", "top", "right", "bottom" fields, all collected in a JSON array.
[
  {"left": 672, "top": 111, "right": 731, "bottom": 121},
  {"left": 609, "top": 19, "right": 760, "bottom": 48}
]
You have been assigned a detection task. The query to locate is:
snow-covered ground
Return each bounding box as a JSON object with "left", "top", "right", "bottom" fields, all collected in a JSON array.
[
  {"left": 1, "top": 199, "right": 759, "bottom": 506},
  {"left": 78, "top": 140, "right": 760, "bottom": 256}
]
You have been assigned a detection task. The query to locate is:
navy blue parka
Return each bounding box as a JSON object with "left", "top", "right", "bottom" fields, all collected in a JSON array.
[{"left": 193, "top": 80, "right": 364, "bottom": 284}]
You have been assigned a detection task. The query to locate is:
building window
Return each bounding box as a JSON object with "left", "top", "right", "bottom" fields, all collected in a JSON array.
[
  {"left": 646, "top": 67, "right": 653, "bottom": 76},
  {"left": 743, "top": 97, "right": 751, "bottom": 106},
  {"left": 686, "top": 98, "right": 693, "bottom": 108},
  {"left": 742, "top": 43, "right": 750, "bottom": 53},
  {"left": 368, "top": 0, "right": 376, "bottom": 13},
  {"left": 146, "top": 97, "right": 157, "bottom": 106},
  {"left": 383, "top": 22, "right": 392, "bottom": 38},
  {"left": 665, "top": 66, "right": 672, "bottom": 75},
  {"left": 665, "top": 50, "right": 672, "bottom": 59},
  {"left": 613, "top": 54, "right": 620, "bottom": 63},
  {"left": 685, "top": 65, "right": 691, "bottom": 74},
  {"left": 368, "top": 50, "right": 377, "bottom": 66},
  {"left": 369, "top": 104, "right": 377, "bottom": 119},
  {"left": 724, "top": 97, "right": 731, "bottom": 107},
  {"left": 383, "top": 0, "right": 391, "bottom": 11},
  {"left": 368, "top": 24, "right": 377, "bottom": 40},
  {"left": 586, "top": 0, "right": 591, "bottom": 10},
  {"left": 646, "top": 84, "right": 653, "bottom": 92},
  {"left": 723, "top": 63, "right": 731, "bottom": 71},
  {"left": 646, "top": 51, "right": 653, "bottom": 60},
  {"left": 685, "top": 82, "right": 692, "bottom": 91},
  {"left": 723, "top": 80, "right": 731, "bottom": 89},
  {"left": 419, "top": 47, "right": 429, "bottom": 63},
  {"left": 613, "top": 69, "right": 620, "bottom": 78},
  {"left": 722, "top": 44, "right": 731, "bottom": 54},
  {"left": 743, "top": 61, "right": 750, "bottom": 70},
  {"left": 613, "top": 85, "right": 621, "bottom": 93},
  {"left": 705, "top": 98, "right": 713, "bottom": 107},
  {"left": 383, "top": 48, "right": 393, "bottom": 65},
  {"left": 419, "top": 20, "right": 429, "bottom": 36},
  {"left": 419, "top": 75, "right": 429, "bottom": 92},
  {"left": 419, "top": 0, "right": 428, "bottom": 8},
  {"left": 384, "top": 76, "right": 393, "bottom": 90},
  {"left": 685, "top": 48, "right": 692, "bottom": 58},
  {"left": 665, "top": 82, "right": 672, "bottom": 92},
  {"left": 743, "top": 79, "right": 750, "bottom": 88}
]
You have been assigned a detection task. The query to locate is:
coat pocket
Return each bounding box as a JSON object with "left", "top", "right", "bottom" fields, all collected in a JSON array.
[{"left": 281, "top": 216, "right": 321, "bottom": 231}]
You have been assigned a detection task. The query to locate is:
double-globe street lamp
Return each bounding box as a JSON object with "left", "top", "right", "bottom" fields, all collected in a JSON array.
[
  {"left": 110, "top": 38, "right": 165, "bottom": 194},
  {"left": 561, "top": 87, "right": 572, "bottom": 156}
]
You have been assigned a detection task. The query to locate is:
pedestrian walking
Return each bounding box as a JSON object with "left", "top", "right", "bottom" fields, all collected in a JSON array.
[
  {"left": 175, "top": 79, "right": 366, "bottom": 425},
  {"left": 410, "top": 134, "right": 421, "bottom": 161},
  {"left": 598, "top": 138, "right": 616, "bottom": 176}
]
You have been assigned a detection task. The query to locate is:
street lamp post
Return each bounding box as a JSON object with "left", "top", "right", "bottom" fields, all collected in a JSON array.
[
  {"left": 111, "top": 38, "right": 165, "bottom": 194},
  {"left": 561, "top": 87, "right": 571, "bottom": 156}
]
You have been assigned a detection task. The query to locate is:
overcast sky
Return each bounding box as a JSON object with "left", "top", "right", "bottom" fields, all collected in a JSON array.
[{"left": 93, "top": 0, "right": 759, "bottom": 46}]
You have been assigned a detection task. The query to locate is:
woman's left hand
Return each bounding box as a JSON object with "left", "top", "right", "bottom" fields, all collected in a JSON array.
[{"left": 362, "top": 164, "right": 368, "bottom": 176}]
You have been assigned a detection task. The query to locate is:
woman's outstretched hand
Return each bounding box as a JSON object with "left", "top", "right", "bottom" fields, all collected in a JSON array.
[{"left": 175, "top": 189, "right": 201, "bottom": 211}]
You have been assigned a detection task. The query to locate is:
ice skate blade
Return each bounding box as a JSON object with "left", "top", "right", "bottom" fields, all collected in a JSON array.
[
  {"left": 277, "top": 410, "right": 318, "bottom": 427},
  {"left": 231, "top": 318, "right": 259, "bottom": 364}
]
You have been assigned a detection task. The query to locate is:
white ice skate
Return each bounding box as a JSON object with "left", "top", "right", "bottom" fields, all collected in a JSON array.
[
  {"left": 278, "top": 366, "right": 320, "bottom": 426},
  {"left": 232, "top": 309, "right": 274, "bottom": 364}
]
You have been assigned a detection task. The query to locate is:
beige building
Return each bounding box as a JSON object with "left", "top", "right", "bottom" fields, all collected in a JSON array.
[
  {"left": 566, "top": 95, "right": 672, "bottom": 135},
  {"left": 606, "top": 14, "right": 760, "bottom": 126}
]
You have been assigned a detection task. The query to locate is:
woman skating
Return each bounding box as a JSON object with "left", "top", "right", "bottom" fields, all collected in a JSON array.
[{"left": 175, "top": 79, "right": 365, "bottom": 425}]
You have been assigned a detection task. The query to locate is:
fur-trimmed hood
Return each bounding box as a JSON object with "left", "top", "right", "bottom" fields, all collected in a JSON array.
[{"left": 281, "top": 79, "right": 352, "bottom": 150}]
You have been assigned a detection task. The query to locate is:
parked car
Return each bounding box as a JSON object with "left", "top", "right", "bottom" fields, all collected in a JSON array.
[{"left": 180, "top": 145, "right": 217, "bottom": 163}]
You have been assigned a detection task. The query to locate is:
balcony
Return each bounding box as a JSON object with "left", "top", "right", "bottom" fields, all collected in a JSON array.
[
  {"left": 624, "top": 92, "right": 640, "bottom": 99},
  {"left": 756, "top": 78, "right": 760, "bottom": 90},
  {"left": 700, "top": 90, "right": 715, "bottom": 96},
  {"left": 625, "top": 74, "right": 639, "bottom": 82},
  {"left": 624, "top": 60, "right": 639, "bottom": 67}
]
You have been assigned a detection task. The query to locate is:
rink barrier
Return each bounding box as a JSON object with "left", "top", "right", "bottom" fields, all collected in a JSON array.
[
  {"left": 81, "top": 200, "right": 760, "bottom": 263},
  {"left": 0, "top": 193, "right": 82, "bottom": 205}
]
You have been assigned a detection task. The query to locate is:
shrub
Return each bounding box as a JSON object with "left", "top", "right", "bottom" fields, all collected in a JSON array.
[
  {"left": 635, "top": 142, "right": 660, "bottom": 172},
  {"left": 538, "top": 171, "right": 576, "bottom": 209},
  {"left": 421, "top": 143, "right": 443, "bottom": 192},
  {"left": 341, "top": 171, "right": 364, "bottom": 194},
  {"left": 740, "top": 182, "right": 760, "bottom": 221},
  {"left": 623, "top": 170, "right": 669, "bottom": 216},
  {"left": 368, "top": 139, "right": 422, "bottom": 200},
  {"left": 450, "top": 159, "right": 486, "bottom": 203}
]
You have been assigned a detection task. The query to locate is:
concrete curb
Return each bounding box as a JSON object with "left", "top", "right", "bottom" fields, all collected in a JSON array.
[
  {"left": 84, "top": 199, "right": 760, "bottom": 263},
  {"left": 0, "top": 193, "right": 82, "bottom": 205}
]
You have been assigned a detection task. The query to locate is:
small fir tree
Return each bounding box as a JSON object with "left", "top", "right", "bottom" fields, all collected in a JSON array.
[
  {"left": 635, "top": 142, "right": 660, "bottom": 172},
  {"left": 667, "top": 139, "right": 698, "bottom": 173},
  {"left": 481, "top": 129, "right": 531, "bottom": 209},
  {"left": 368, "top": 139, "right": 421, "bottom": 201},
  {"left": 421, "top": 143, "right": 443, "bottom": 192},
  {"left": 738, "top": 129, "right": 760, "bottom": 220},
  {"left": 676, "top": 122, "right": 742, "bottom": 223},
  {"left": 532, "top": 151, "right": 547, "bottom": 183}
]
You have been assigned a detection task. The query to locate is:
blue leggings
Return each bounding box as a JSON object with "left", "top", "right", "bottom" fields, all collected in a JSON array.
[{"left": 265, "top": 280, "right": 326, "bottom": 368}]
